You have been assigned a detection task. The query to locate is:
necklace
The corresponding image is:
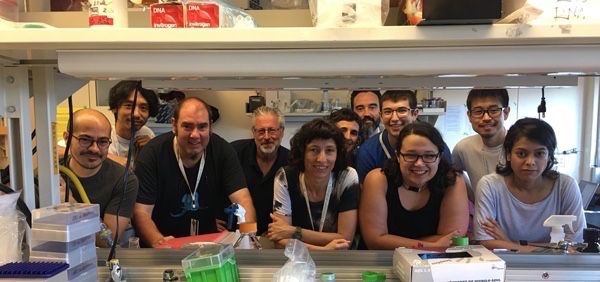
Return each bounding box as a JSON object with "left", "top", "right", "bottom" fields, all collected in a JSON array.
[{"left": 402, "top": 183, "right": 427, "bottom": 192}]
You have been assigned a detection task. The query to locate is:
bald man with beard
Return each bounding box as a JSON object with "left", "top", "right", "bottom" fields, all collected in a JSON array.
[{"left": 62, "top": 109, "right": 139, "bottom": 247}]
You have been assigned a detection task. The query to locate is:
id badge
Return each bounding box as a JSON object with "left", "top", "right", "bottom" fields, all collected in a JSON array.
[{"left": 190, "top": 218, "right": 200, "bottom": 236}]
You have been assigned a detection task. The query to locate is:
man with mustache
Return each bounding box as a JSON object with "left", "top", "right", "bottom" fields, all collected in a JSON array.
[
  {"left": 62, "top": 108, "right": 138, "bottom": 247},
  {"left": 108, "top": 80, "right": 159, "bottom": 166},
  {"left": 231, "top": 106, "right": 289, "bottom": 235},
  {"left": 452, "top": 88, "right": 510, "bottom": 201},
  {"left": 351, "top": 90, "right": 382, "bottom": 137},
  {"left": 133, "top": 97, "right": 256, "bottom": 247},
  {"left": 355, "top": 90, "right": 452, "bottom": 184}
]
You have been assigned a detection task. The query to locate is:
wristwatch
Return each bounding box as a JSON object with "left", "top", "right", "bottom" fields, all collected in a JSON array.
[{"left": 292, "top": 226, "right": 302, "bottom": 240}]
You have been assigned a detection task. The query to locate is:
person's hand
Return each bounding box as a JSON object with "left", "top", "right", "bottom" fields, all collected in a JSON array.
[
  {"left": 267, "top": 213, "right": 294, "bottom": 241},
  {"left": 152, "top": 236, "right": 175, "bottom": 248},
  {"left": 134, "top": 135, "right": 152, "bottom": 148},
  {"left": 481, "top": 216, "right": 510, "bottom": 241},
  {"left": 216, "top": 219, "right": 228, "bottom": 232},
  {"left": 324, "top": 239, "right": 351, "bottom": 250},
  {"left": 433, "top": 230, "right": 460, "bottom": 247}
]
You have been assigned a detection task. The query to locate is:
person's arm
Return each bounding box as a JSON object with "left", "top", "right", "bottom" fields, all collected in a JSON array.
[
  {"left": 228, "top": 188, "right": 256, "bottom": 223},
  {"left": 360, "top": 169, "right": 458, "bottom": 250},
  {"left": 269, "top": 213, "right": 350, "bottom": 250},
  {"left": 420, "top": 173, "right": 469, "bottom": 242},
  {"left": 132, "top": 203, "right": 173, "bottom": 248}
]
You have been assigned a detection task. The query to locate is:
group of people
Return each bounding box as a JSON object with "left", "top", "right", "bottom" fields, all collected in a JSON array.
[{"left": 60, "top": 82, "right": 587, "bottom": 251}]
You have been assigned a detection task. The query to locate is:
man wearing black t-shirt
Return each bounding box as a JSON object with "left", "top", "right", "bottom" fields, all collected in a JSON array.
[{"left": 133, "top": 97, "right": 256, "bottom": 248}]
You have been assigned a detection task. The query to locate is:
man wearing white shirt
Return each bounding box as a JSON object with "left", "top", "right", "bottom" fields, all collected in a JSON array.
[{"left": 108, "top": 81, "right": 159, "bottom": 166}]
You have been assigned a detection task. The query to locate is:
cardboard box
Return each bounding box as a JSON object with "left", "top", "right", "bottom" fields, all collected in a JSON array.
[
  {"left": 185, "top": 2, "right": 221, "bottom": 28},
  {"left": 393, "top": 246, "right": 505, "bottom": 282},
  {"left": 397, "top": 0, "right": 502, "bottom": 26},
  {"left": 151, "top": 2, "right": 184, "bottom": 28}
]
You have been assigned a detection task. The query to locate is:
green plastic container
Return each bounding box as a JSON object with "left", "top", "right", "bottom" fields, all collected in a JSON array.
[{"left": 181, "top": 244, "right": 239, "bottom": 282}]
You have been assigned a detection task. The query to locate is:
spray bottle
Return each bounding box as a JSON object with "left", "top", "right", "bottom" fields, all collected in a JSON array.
[{"left": 543, "top": 215, "right": 577, "bottom": 244}]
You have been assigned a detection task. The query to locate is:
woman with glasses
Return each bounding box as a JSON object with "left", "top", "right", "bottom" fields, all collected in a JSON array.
[
  {"left": 473, "top": 118, "right": 586, "bottom": 252},
  {"left": 359, "top": 122, "right": 469, "bottom": 250},
  {"left": 268, "top": 118, "right": 359, "bottom": 250}
]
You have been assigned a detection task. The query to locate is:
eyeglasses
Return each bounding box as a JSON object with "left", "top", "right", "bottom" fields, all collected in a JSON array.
[
  {"left": 252, "top": 127, "right": 281, "bottom": 137},
  {"left": 72, "top": 135, "right": 112, "bottom": 149},
  {"left": 382, "top": 107, "right": 413, "bottom": 117},
  {"left": 469, "top": 107, "right": 505, "bottom": 118},
  {"left": 397, "top": 152, "right": 440, "bottom": 163}
]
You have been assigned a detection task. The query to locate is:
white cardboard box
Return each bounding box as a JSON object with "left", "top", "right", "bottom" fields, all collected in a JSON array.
[{"left": 393, "top": 245, "right": 505, "bottom": 282}]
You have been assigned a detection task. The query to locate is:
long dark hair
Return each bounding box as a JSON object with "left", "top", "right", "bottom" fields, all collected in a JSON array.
[
  {"left": 383, "top": 122, "right": 458, "bottom": 194},
  {"left": 288, "top": 118, "right": 348, "bottom": 174},
  {"left": 496, "top": 117, "right": 559, "bottom": 179}
]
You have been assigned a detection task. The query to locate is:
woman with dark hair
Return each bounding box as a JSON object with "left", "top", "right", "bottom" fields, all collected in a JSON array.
[
  {"left": 360, "top": 122, "right": 469, "bottom": 250},
  {"left": 474, "top": 118, "right": 586, "bottom": 252},
  {"left": 268, "top": 118, "right": 359, "bottom": 250}
]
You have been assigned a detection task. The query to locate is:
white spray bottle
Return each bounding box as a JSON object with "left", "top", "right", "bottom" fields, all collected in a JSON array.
[{"left": 543, "top": 215, "right": 576, "bottom": 243}]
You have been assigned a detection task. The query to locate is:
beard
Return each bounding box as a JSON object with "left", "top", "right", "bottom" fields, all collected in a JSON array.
[
  {"left": 259, "top": 143, "right": 278, "bottom": 155},
  {"left": 362, "top": 116, "right": 380, "bottom": 136}
]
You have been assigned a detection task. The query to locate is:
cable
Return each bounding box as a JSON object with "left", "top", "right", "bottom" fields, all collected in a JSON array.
[
  {"left": 537, "top": 87, "right": 546, "bottom": 119},
  {"left": 107, "top": 80, "right": 142, "bottom": 262},
  {"left": 58, "top": 165, "right": 90, "bottom": 204},
  {"left": 63, "top": 96, "right": 74, "bottom": 202}
]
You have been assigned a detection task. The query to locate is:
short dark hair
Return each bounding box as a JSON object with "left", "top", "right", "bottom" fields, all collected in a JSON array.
[
  {"left": 496, "top": 117, "right": 558, "bottom": 179},
  {"left": 381, "top": 90, "right": 417, "bottom": 110},
  {"left": 288, "top": 118, "right": 348, "bottom": 174},
  {"left": 466, "top": 88, "right": 509, "bottom": 110},
  {"left": 383, "top": 122, "right": 457, "bottom": 195},
  {"left": 173, "top": 97, "right": 213, "bottom": 125},
  {"left": 326, "top": 108, "right": 367, "bottom": 147},
  {"left": 350, "top": 90, "right": 382, "bottom": 110},
  {"left": 108, "top": 80, "right": 160, "bottom": 118}
]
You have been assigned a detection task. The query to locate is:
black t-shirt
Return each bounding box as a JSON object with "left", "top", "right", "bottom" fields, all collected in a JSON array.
[
  {"left": 135, "top": 132, "right": 247, "bottom": 238},
  {"left": 230, "top": 138, "right": 289, "bottom": 235},
  {"left": 385, "top": 170, "right": 443, "bottom": 239}
]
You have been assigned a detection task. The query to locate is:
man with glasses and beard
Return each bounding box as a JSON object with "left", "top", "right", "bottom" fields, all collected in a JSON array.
[
  {"left": 351, "top": 90, "right": 382, "bottom": 138},
  {"left": 133, "top": 97, "right": 256, "bottom": 248},
  {"left": 62, "top": 109, "right": 138, "bottom": 247},
  {"left": 231, "top": 106, "right": 289, "bottom": 235}
]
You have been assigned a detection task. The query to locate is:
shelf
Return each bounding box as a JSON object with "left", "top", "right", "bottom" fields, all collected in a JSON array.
[{"left": 0, "top": 24, "right": 599, "bottom": 89}]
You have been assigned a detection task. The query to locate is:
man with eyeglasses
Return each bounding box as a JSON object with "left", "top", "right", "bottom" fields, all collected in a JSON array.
[
  {"left": 133, "top": 97, "right": 256, "bottom": 248},
  {"left": 230, "top": 106, "right": 289, "bottom": 235},
  {"left": 351, "top": 90, "right": 383, "bottom": 137},
  {"left": 62, "top": 108, "right": 138, "bottom": 247},
  {"left": 356, "top": 90, "right": 452, "bottom": 184},
  {"left": 452, "top": 88, "right": 510, "bottom": 199}
]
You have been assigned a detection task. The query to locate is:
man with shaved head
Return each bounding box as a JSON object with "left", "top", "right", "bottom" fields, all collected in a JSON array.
[
  {"left": 63, "top": 108, "right": 139, "bottom": 247},
  {"left": 133, "top": 97, "right": 256, "bottom": 248}
]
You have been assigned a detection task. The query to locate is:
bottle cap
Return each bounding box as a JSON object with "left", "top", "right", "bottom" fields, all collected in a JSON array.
[
  {"left": 362, "top": 271, "right": 378, "bottom": 281},
  {"left": 320, "top": 272, "right": 335, "bottom": 281},
  {"left": 452, "top": 236, "right": 469, "bottom": 246},
  {"left": 239, "top": 222, "right": 257, "bottom": 233}
]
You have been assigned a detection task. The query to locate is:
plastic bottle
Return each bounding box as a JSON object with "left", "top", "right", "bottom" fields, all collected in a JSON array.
[
  {"left": 321, "top": 90, "right": 331, "bottom": 113},
  {"left": 89, "top": 0, "right": 129, "bottom": 28},
  {"left": 543, "top": 215, "right": 576, "bottom": 243},
  {"left": 99, "top": 222, "right": 116, "bottom": 247}
]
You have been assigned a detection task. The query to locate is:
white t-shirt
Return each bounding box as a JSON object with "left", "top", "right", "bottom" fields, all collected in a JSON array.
[
  {"left": 452, "top": 134, "right": 504, "bottom": 193},
  {"left": 109, "top": 125, "right": 155, "bottom": 160}
]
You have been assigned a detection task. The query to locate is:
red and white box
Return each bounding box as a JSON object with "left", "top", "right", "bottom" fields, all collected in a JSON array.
[
  {"left": 185, "top": 2, "right": 221, "bottom": 28},
  {"left": 151, "top": 2, "right": 184, "bottom": 28}
]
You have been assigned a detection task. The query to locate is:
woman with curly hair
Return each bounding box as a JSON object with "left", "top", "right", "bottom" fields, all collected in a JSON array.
[
  {"left": 268, "top": 118, "right": 359, "bottom": 250},
  {"left": 360, "top": 122, "right": 469, "bottom": 250}
]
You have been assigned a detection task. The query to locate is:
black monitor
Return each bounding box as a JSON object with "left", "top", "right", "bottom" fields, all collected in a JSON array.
[{"left": 579, "top": 180, "right": 599, "bottom": 210}]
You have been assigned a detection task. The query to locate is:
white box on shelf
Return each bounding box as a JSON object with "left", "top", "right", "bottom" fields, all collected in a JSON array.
[{"left": 393, "top": 245, "right": 505, "bottom": 282}]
